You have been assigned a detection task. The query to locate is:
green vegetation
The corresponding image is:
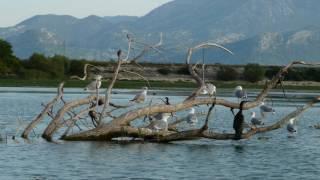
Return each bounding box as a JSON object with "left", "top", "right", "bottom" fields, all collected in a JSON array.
[
  {"left": 0, "top": 39, "right": 319, "bottom": 90},
  {"left": 176, "top": 66, "right": 189, "bottom": 75},
  {"left": 157, "top": 68, "right": 171, "bottom": 75},
  {"left": 216, "top": 66, "right": 239, "bottom": 81},
  {"left": 243, "top": 64, "right": 266, "bottom": 83}
]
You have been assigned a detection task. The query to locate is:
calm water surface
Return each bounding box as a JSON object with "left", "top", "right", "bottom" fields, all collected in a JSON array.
[{"left": 0, "top": 87, "right": 320, "bottom": 179}]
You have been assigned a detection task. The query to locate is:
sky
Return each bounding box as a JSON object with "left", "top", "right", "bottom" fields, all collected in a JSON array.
[{"left": 0, "top": 0, "right": 172, "bottom": 27}]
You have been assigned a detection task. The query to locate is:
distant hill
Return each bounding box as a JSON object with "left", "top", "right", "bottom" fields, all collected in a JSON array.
[
  {"left": 1, "top": 0, "right": 320, "bottom": 64},
  {"left": 217, "top": 26, "right": 320, "bottom": 65}
]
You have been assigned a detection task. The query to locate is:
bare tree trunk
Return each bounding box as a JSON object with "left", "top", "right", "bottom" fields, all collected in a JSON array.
[
  {"left": 61, "top": 61, "right": 320, "bottom": 142},
  {"left": 21, "top": 82, "right": 64, "bottom": 139},
  {"left": 21, "top": 34, "right": 320, "bottom": 144},
  {"left": 42, "top": 95, "right": 98, "bottom": 141}
]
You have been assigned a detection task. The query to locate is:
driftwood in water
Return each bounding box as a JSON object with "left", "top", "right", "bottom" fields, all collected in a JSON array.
[
  {"left": 21, "top": 35, "right": 320, "bottom": 142},
  {"left": 21, "top": 82, "right": 64, "bottom": 138}
]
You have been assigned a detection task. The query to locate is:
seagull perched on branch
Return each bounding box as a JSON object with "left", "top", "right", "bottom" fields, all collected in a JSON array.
[
  {"left": 187, "top": 108, "right": 198, "bottom": 125},
  {"left": 250, "top": 112, "right": 264, "bottom": 127},
  {"left": 149, "top": 113, "right": 171, "bottom": 131},
  {"left": 84, "top": 75, "right": 102, "bottom": 92},
  {"left": 260, "top": 102, "right": 275, "bottom": 118},
  {"left": 234, "top": 86, "right": 247, "bottom": 101},
  {"left": 201, "top": 83, "right": 216, "bottom": 97},
  {"left": 130, "top": 87, "right": 148, "bottom": 103}
]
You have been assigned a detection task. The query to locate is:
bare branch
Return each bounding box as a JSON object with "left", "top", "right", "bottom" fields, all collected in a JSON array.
[
  {"left": 97, "top": 57, "right": 122, "bottom": 126},
  {"left": 21, "top": 82, "right": 64, "bottom": 139},
  {"left": 70, "top": 64, "right": 104, "bottom": 80},
  {"left": 120, "top": 69, "right": 151, "bottom": 88},
  {"left": 129, "top": 32, "right": 163, "bottom": 63},
  {"left": 185, "top": 42, "right": 233, "bottom": 101},
  {"left": 42, "top": 95, "right": 99, "bottom": 141}
]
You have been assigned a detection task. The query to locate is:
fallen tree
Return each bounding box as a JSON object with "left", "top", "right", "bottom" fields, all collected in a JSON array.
[{"left": 21, "top": 34, "right": 320, "bottom": 143}]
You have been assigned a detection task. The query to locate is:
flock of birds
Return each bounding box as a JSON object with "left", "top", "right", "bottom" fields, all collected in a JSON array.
[{"left": 84, "top": 76, "right": 297, "bottom": 138}]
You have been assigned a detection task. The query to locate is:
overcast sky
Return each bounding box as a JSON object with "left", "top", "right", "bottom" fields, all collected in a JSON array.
[{"left": 0, "top": 0, "right": 172, "bottom": 27}]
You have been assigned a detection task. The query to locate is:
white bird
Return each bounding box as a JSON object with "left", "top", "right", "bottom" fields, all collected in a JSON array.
[
  {"left": 200, "top": 83, "right": 217, "bottom": 98},
  {"left": 187, "top": 108, "right": 198, "bottom": 125},
  {"left": 250, "top": 112, "right": 264, "bottom": 126},
  {"left": 206, "top": 83, "right": 216, "bottom": 97},
  {"left": 130, "top": 87, "right": 148, "bottom": 103},
  {"left": 260, "top": 102, "right": 275, "bottom": 118},
  {"left": 150, "top": 113, "right": 171, "bottom": 131},
  {"left": 287, "top": 118, "right": 297, "bottom": 133},
  {"left": 84, "top": 75, "right": 102, "bottom": 91},
  {"left": 234, "top": 86, "right": 247, "bottom": 101}
]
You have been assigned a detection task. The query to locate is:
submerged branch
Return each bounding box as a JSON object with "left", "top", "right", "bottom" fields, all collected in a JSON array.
[{"left": 21, "top": 82, "right": 64, "bottom": 139}]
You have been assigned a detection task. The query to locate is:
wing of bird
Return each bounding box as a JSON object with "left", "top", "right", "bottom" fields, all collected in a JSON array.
[
  {"left": 260, "top": 105, "right": 274, "bottom": 112},
  {"left": 251, "top": 117, "right": 263, "bottom": 125},
  {"left": 85, "top": 81, "right": 97, "bottom": 91},
  {"left": 187, "top": 114, "right": 198, "bottom": 124},
  {"left": 130, "top": 92, "right": 145, "bottom": 103},
  {"left": 287, "top": 124, "right": 296, "bottom": 133}
]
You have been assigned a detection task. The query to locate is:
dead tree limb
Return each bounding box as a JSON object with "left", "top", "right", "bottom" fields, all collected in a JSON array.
[
  {"left": 97, "top": 55, "right": 122, "bottom": 126},
  {"left": 70, "top": 64, "right": 103, "bottom": 80},
  {"left": 21, "top": 82, "right": 64, "bottom": 139},
  {"left": 42, "top": 95, "right": 99, "bottom": 141},
  {"left": 61, "top": 61, "right": 320, "bottom": 141},
  {"left": 185, "top": 43, "right": 233, "bottom": 101},
  {"left": 203, "top": 96, "right": 320, "bottom": 140},
  {"left": 64, "top": 96, "right": 319, "bottom": 142},
  {"left": 130, "top": 33, "right": 163, "bottom": 62}
]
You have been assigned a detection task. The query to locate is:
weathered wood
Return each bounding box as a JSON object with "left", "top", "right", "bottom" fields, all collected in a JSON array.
[
  {"left": 42, "top": 95, "right": 98, "bottom": 141},
  {"left": 63, "top": 96, "right": 319, "bottom": 142},
  {"left": 98, "top": 58, "right": 122, "bottom": 126},
  {"left": 62, "top": 61, "right": 320, "bottom": 142},
  {"left": 185, "top": 43, "right": 233, "bottom": 101},
  {"left": 21, "top": 82, "right": 64, "bottom": 139}
]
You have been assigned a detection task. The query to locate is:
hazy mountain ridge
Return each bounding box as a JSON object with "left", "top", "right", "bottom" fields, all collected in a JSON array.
[{"left": 1, "top": 0, "right": 320, "bottom": 64}]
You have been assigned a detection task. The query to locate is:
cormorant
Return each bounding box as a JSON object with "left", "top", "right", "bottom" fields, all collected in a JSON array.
[
  {"left": 89, "top": 110, "right": 98, "bottom": 127},
  {"left": 233, "top": 101, "right": 246, "bottom": 140},
  {"left": 161, "top": 97, "right": 170, "bottom": 105},
  {"left": 117, "top": 49, "right": 122, "bottom": 58}
]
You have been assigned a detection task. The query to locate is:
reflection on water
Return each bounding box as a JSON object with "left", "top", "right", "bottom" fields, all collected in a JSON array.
[{"left": 0, "top": 87, "right": 319, "bottom": 179}]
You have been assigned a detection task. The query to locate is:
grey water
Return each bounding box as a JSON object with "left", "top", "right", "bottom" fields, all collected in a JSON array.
[{"left": 0, "top": 87, "right": 320, "bottom": 179}]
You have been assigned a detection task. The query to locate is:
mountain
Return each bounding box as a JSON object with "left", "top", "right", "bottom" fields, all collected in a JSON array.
[
  {"left": 1, "top": 0, "right": 320, "bottom": 64},
  {"left": 220, "top": 26, "right": 320, "bottom": 65}
]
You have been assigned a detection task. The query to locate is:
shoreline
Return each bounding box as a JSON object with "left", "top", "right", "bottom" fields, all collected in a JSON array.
[{"left": 0, "top": 79, "right": 319, "bottom": 91}]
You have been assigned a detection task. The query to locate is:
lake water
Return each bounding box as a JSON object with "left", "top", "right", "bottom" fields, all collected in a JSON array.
[{"left": 0, "top": 87, "right": 320, "bottom": 179}]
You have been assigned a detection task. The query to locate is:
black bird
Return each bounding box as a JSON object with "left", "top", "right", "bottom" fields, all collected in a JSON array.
[
  {"left": 230, "top": 107, "right": 235, "bottom": 116},
  {"left": 233, "top": 101, "right": 247, "bottom": 140},
  {"left": 163, "top": 97, "right": 170, "bottom": 105},
  {"left": 89, "top": 110, "right": 98, "bottom": 127},
  {"left": 117, "top": 49, "right": 122, "bottom": 58}
]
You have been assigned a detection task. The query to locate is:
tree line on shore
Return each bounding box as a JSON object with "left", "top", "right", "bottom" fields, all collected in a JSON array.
[{"left": 1, "top": 39, "right": 320, "bottom": 83}]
